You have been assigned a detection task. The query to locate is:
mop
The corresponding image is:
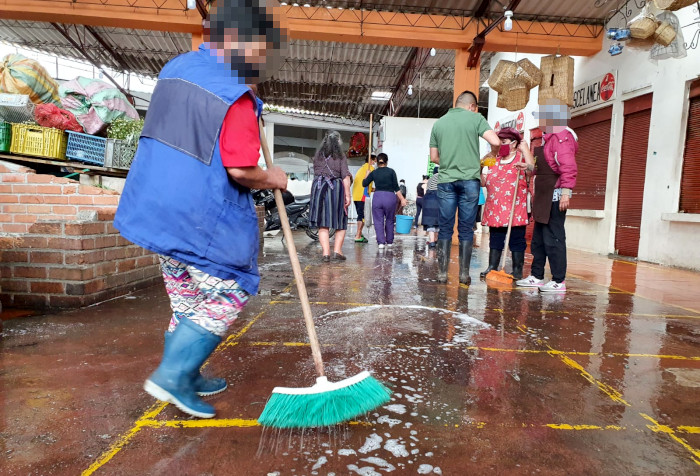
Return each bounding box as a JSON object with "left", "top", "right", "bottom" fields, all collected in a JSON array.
[
  {"left": 256, "top": 119, "right": 391, "bottom": 428},
  {"left": 486, "top": 170, "right": 522, "bottom": 285}
]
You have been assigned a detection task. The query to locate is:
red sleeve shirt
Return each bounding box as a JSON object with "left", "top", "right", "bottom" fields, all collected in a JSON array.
[{"left": 219, "top": 93, "right": 261, "bottom": 168}]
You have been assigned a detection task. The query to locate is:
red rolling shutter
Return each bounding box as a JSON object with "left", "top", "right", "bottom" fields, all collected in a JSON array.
[
  {"left": 679, "top": 80, "right": 700, "bottom": 213},
  {"left": 615, "top": 94, "right": 653, "bottom": 258},
  {"left": 570, "top": 106, "right": 613, "bottom": 210}
]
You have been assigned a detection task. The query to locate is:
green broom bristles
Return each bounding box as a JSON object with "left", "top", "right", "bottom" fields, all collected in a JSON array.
[{"left": 258, "top": 371, "right": 392, "bottom": 428}]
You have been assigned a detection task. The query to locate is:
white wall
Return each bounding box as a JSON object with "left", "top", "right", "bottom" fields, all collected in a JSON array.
[
  {"left": 487, "top": 6, "right": 700, "bottom": 270},
  {"left": 377, "top": 116, "right": 437, "bottom": 200}
]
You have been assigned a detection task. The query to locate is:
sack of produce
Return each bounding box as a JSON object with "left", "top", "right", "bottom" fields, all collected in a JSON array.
[{"left": 0, "top": 54, "right": 61, "bottom": 105}]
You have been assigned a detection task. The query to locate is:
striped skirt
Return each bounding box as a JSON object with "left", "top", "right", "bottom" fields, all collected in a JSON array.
[{"left": 309, "top": 176, "right": 348, "bottom": 230}]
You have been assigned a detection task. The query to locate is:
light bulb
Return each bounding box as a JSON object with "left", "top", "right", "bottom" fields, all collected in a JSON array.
[
  {"left": 430, "top": 48, "right": 436, "bottom": 56},
  {"left": 187, "top": 0, "right": 196, "bottom": 9},
  {"left": 408, "top": 85, "right": 413, "bottom": 96},
  {"left": 504, "top": 11, "right": 513, "bottom": 32}
]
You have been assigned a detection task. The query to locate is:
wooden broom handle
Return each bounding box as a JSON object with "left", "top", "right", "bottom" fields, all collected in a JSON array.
[{"left": 259, "top": 119, "right": 325, "bottom": 377}]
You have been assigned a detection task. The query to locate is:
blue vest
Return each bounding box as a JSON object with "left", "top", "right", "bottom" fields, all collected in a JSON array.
[{"left": 115, "top": 44, "right": 262, "bottom": 295}]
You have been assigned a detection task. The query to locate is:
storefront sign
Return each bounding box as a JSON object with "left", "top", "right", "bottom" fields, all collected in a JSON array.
[
  {"left": 494, "top": 111, "right": 526, "bottom": 133},
  {"left": 573, "top": 71, "right": 617, "bottom": 112}
]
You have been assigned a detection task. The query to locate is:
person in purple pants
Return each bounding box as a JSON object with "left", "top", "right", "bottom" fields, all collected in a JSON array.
[{"left": 362, "top": 153, "right": 406, "bottom": 249}]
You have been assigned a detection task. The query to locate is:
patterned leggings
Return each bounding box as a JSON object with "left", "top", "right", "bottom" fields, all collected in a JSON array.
[{"left": 159, "top": 256, "right": 250, "bottom": 337}]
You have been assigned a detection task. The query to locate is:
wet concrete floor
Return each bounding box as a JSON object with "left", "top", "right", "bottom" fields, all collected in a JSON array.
[{"left": 2, "top": 229, "right": 699, "bottom": 475}]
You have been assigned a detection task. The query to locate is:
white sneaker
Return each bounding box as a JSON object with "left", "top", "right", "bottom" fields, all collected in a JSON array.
[
  {"left": 516, "top": 275, "right": 545, "bottom": 288},
  {"left": 387, "top": 244, "right": 393, "bottom": 249},
  {"left": 539, "top": 280, "right": 566, "bottom": 292},
  {"left": 378, "top": 244, "right": 385, "bottom": 250}
]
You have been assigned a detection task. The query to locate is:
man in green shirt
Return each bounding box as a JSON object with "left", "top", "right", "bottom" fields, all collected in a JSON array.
[{"left": 429, "top": 90, "right": 501, "bottom": 284}]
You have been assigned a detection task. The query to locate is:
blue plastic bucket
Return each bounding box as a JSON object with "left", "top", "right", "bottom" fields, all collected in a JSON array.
[{"left": 395, "top": 215, "right": 414, "bottom": 234}]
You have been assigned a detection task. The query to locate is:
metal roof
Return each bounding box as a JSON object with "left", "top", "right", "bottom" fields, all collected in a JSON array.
[
  {"left": 293, "top": 1, "right": 613, "bottom": 23},
  {"left": 0, "top": 1, "right": 614, "bottom": 120}
]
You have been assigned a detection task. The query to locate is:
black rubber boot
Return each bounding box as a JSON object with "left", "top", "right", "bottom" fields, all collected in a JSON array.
[
  {"left": 459, "top": 241, "right": 473, "bottom": 285},
  {"left": 436, "top": 239, "right": 451, "bottom": 283},
  {"left": 511, "top": 251, "right": 525, "bottom": 280},
  {"left": 480, "top": 248, "right": 503, "bottom": 278}
]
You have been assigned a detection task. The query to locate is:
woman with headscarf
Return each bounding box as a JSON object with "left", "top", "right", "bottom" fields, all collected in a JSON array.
[
  {"left": 362, "top": 153, "right": 406, "bottom": 249},
  {"left": 480, "top": 128, "right": 534, "bottom": 280},
  {"left": 309, "top": 131, "right": 352, "bottom": 261}
]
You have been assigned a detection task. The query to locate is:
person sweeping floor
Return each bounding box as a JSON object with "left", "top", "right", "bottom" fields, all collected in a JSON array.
[
  {"left": 480, "top": 128, "right": 534, "bottom": 280},
  {"left": 114, "top": 3, "right": 288, "bottom": 418}
]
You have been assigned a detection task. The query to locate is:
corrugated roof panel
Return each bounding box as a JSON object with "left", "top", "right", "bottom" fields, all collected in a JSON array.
[
  {"left": 302, "top": 1, "right": 609, "bottom": 22},
  {"left": 0, "top": 20, "right": 186, "bottom": 78}
]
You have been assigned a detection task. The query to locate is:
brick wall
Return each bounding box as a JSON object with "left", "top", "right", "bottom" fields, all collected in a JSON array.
[
  {"left": 0, "top": 161, "right": 121, "bottom": 232},
  {"left": 0, "top": 161, "right": 161, "bottom": 310}
]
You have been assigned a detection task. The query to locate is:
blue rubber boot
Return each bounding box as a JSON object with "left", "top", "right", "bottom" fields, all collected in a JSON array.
[
  {"left": 144, "top": 318, "right": 221, "bottom": 418},
  {"left": 163, "top": 331, "right": 227, "bottom": 397}
]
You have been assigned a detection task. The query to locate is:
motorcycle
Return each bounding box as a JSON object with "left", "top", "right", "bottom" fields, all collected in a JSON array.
[{"left": 252, "top": 189, "right": 335, "bottom": 241}]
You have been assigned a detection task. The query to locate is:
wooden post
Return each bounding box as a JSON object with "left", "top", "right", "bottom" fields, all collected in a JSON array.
[{"left": 368, "top": 113, "right": 373, "bottom": 160}]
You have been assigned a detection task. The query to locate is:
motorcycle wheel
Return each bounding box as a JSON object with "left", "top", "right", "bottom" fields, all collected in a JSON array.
[{"left": 305, "top": 227, "right": 336, "bottom": 241}]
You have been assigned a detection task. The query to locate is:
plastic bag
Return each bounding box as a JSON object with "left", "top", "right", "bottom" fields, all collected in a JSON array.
[
  {"left": 34, "top": 103, "right": 84, "bottom": 132},
  {"left": 60, "top": 77, "right": 139, "bottom": 135},
  {"left": 0, "top": 54, "right": 61, "bottom": 105},
  {"left": 650, "top": 11, "right": 687, "bottom": 60}
]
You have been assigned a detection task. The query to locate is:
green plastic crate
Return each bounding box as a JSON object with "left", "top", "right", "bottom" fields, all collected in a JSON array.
[{"left": 0, "top": 122, "right": 11, "bottom": 153}]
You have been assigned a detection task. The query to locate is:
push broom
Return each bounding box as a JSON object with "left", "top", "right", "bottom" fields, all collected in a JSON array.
[
  {"left": 256, "top": 119, "right": 391, "bottom": 428},
  {"left": 486, "top": 169, "right": 522, "bottom": 285}
]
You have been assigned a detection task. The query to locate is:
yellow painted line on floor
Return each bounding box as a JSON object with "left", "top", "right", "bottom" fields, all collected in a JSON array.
[
  {"left": 240, "top": 341, "right": 699, "bottom": 361},
  {"left": 518, "top": 321, "right": 700, "bottom": 465},
  {"left": 641, "top": 414, "right": 700, "bottom": 466},
  {"left": 220, "top": 310, "right": 267, "bottom": 349},
  {"left": 678, "top": 426, "right": 700, "bottom": 434},
  {"left": 81, "top": 402, "right": 167, "bottom": 476},
  {"left": 139, "top": 418, "right": 372, "bottom": 429},
  {"left": 567, "top": 272, "right": 700, "bottom": 316},
  {"left": 138, "top": 417, "right": 698, "bottom": 435},
  {"left": 544, "top": 424, "right": 625, "bottom": 431},
  {"left": 279, "top": 264, "right": 312, "bottom": 295},
  {"left": 517, "top": 324, "right": 631, "bottom": 406},
  {"left": 558, "top": 355, "right": 632, "bottom": 406}
]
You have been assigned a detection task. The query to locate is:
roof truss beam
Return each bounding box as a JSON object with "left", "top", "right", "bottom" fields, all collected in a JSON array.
[
  {"left": 50, "top": 23, "right": 134, "bottom": 103},
  {"left": 0, "top": 2, "right": 603, "bottom": 55},
  {"left": 385, "top": 47, "right": 432, "bottom": 117}
]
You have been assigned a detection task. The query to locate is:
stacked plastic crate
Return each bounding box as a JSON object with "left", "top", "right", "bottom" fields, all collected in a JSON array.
[{"left": 0, "top": 93, "right": 68, "bottom": 160}]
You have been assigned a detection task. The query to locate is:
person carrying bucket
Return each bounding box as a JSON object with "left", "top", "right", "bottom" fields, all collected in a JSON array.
[
  {"left": 114, "top": 1, "right": 288, "bottom": 418},
  {"left": 362, "top": 153, "right": 406, "bottom": 249},
  {"left": 479, "top": 128, "right": 534, "bottom": 280}
]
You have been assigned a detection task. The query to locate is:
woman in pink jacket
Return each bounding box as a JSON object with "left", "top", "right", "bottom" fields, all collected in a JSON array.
[{"left": 517, "top": 101, "right": 578, "bottom": 292}]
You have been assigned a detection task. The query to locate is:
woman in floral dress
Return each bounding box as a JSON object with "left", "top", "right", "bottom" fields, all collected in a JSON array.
[{"left": 480, "top": 128, "right": 535, "bottom": 279}]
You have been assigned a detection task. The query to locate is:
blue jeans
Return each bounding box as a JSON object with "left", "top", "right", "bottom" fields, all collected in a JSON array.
[{"left": 437, "top": 179, "right": 480, "bottom": 243}]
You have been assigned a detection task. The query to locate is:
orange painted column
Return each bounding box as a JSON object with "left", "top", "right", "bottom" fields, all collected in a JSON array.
[
  {"left": 192, "top": 30, "right": 203, "bottom": 51},
  {"left": 453, "top": 48, "right": 480, "bottom": 106},
  {"left": 451, "top": 49, "right": 481, "bottom": 245}
]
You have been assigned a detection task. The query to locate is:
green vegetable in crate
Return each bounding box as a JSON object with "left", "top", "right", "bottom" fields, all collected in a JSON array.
[{"left": 108, "top": 118, "right": 144, "bottom": 144}]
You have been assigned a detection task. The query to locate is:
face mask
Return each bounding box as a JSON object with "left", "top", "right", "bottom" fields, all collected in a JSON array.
[{"left": 499, "top": 144, "right": 512, "bottom": 157}]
